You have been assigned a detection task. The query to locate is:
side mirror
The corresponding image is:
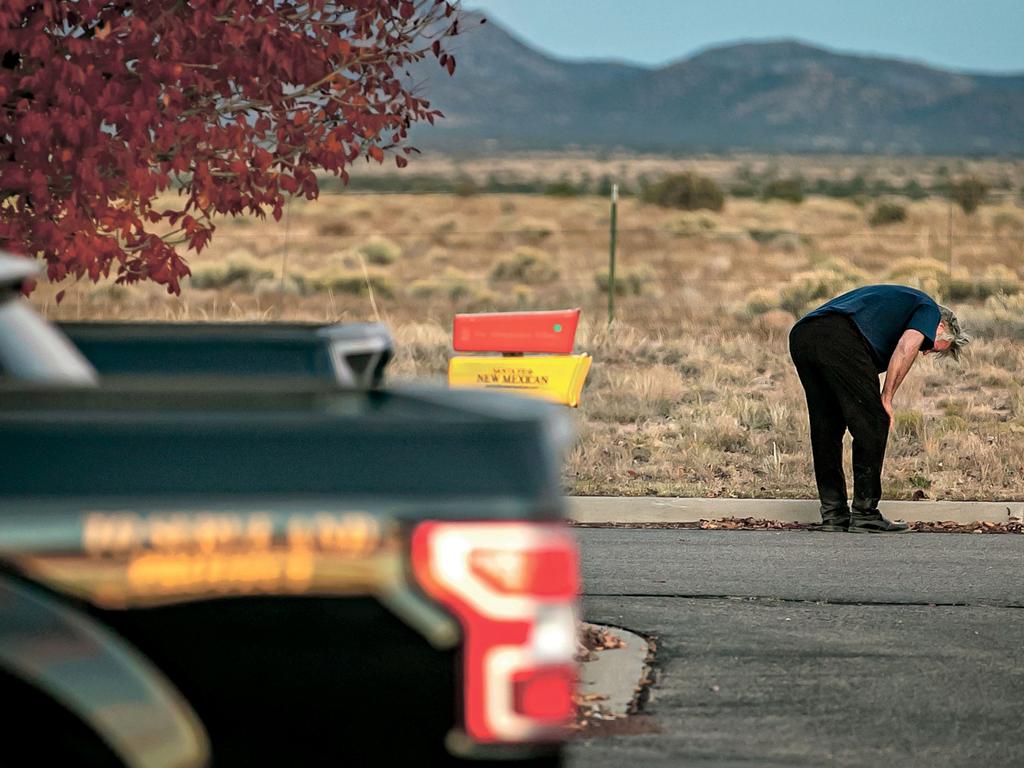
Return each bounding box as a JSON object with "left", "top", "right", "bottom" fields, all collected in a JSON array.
[
  {"left": 0, "top": 251, "right": 98, "bottom": 385},
  {"left": 319, "top": 323, "right": 394, "bottom": 389}
]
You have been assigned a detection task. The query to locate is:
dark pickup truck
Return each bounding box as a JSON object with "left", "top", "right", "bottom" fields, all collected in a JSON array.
[
  {"left": 0, "top": 254, "right": 579, "bottom": 767},
  {"left": 59, "top": 321, "right": 393, "bottom": 388}
]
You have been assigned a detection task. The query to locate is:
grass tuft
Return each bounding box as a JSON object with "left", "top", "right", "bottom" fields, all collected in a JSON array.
[{"left": 490, "top": 247, "right": 561, "bottom": 284}]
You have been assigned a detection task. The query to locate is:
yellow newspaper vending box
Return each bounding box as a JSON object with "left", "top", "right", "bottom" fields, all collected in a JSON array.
[{"left": 447, "top": 309, "right": 591, "bottom": 407}]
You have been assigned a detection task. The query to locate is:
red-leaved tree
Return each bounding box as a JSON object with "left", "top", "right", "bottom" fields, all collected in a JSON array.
[{"left": 0, "top": 0, "right": 460, "bottom": 296}]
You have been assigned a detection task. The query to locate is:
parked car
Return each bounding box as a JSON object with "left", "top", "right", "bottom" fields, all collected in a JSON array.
[
  {"left": 0, "top": 253, "right": 579, "bottom": 767},
  {"left": 60, "top": 321, "right": 393, "bottom": 388}
]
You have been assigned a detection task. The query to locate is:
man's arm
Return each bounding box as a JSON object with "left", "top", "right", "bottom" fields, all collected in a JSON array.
[{"left": 880, "top": 329, "right": 925, "bottom": 427}]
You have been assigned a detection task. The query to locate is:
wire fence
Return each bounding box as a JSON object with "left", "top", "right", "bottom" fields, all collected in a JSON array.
[
  {"left": 217, "top": 224, "right": 1024, "bottom": 243},
  {"left": 214, "top": 223, "right": 1024, "bottom": 285},
  {"left": 188, "top": 193, "right": 1024, "bottom": 328}
]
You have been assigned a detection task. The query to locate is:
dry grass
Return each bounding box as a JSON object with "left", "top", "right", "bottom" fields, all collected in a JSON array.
[{"left": 30, "top": 160, "right": 1024, "bottom": 501}]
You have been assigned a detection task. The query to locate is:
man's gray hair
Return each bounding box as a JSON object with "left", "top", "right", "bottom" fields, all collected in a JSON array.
[{"left": 936, "top": 305, "right": 970, "bottom": 362}]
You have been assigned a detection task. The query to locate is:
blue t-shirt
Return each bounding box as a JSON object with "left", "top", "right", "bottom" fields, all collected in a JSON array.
[{"left": 797, "top": 285, "right": 940, "bottom": 372}]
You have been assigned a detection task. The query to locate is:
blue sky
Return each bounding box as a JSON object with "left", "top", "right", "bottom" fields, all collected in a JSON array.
[{"left": 465, "top": 1, "right": 1024, "bottom": 73}]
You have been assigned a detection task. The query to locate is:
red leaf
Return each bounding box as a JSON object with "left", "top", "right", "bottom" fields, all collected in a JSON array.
[
  {"left": 279, "top": 174, "right": 298, "bottom": 193},
  {"left": 368, "top": 145, "right": 384, "bottom": 163},
  {"left": 395, "top": 155, "right": 408, "bottom": 168}
]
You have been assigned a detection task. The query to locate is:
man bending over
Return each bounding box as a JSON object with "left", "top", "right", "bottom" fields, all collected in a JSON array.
[{"left": 789, "top": 285, "right": 969, "bottom": 533}]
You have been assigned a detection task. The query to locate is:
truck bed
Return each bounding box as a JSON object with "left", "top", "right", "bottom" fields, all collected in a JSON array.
[{"left": 0, "top": 381, "right": 566, "bottom": 509}]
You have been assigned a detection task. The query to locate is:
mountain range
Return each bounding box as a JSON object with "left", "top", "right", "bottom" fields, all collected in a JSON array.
[{"left": 409, "top": 12, "right": 1024, "bottom": 155}]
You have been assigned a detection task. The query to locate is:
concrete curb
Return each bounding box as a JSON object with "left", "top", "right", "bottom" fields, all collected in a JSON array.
[
  {"left": 578, "top": 623, "right": 652, "bottom": 717},
  {"left": 568, "top": 496, "right": 1024, "bottom": 525}
]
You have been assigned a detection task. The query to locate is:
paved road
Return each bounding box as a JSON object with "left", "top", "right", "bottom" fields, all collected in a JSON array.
[{"left": 567, "top": 529, "right": 1024, "bottom": 768}]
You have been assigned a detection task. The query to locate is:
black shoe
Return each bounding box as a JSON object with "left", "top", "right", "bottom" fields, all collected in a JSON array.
[
  {"left": 817, "top": 500, "right": 850, "bottom": 532},
  {"left": 848, "top": 507, "right": 910, "bottom": 533},
  {"left": 815, "top": 507, "right": 847, "bottom": 532}
]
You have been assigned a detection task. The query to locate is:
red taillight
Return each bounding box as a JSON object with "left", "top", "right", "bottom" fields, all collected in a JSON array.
[
  {"left": 468, "top": 548, "right": 579, "bottom": 597},
  {"left": 513, "top": 666, "right": 577, "bottom": 721},
  {"left": 411, "top": 522, "right": 580, "bottom": 744}
]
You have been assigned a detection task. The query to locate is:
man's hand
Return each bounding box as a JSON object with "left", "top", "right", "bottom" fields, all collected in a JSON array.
[
  {"left": 881, "top": 396, "right": 894, "bottom": 430},
  {"left": 881, "top": 329, "right": 925, "bottom": 430}
]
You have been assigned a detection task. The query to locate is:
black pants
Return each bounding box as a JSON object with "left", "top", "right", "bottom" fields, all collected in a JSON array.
[{"left": 789, "top": 315, "right": 889, "bottom": 509}]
